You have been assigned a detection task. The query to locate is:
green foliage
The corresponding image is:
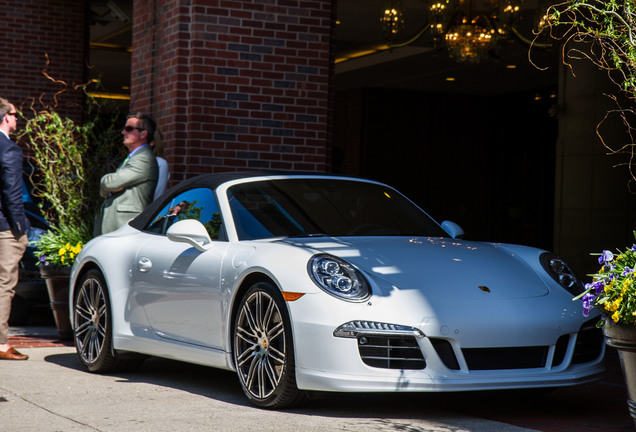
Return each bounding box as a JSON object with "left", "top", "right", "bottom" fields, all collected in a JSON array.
[
  {"left": 18, "top": 89, "right": 126, "bottom": 265},
  {"left": 204, "top": 213, "right": 222, "bottom": 239},
  {"left": 176, "top": 201, "right": 221, "bottom": 239},
  {"left": 579, "top": 235, "right": 636, "bottom": 327},
  {"left": 538, "top": 2, "right": 636, "bottom": 324},
  {"left": 20, "top": 95, "right": 124, "bottom": 232},
  {"left": 33, "top": 223, "right": 90, "bottom": 267},
  {"left": 536, "top": 0, "right": 636, "bottom": 184},
  {"left": 21, "top": 110, "right": 88, "bottom": 229},
  {"left": 538, "top": 0, "right": 636, "bottom": 101}
]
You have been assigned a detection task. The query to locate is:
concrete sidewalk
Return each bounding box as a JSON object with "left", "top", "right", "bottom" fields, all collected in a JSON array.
[
  {"left": 0, "top": 345, "right": 538, "bottom": 432},
  {"left": 3, "top": 314, "right": 635, "bottom": 432}
]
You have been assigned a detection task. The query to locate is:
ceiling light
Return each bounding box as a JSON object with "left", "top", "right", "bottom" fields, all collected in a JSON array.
[
  {"left": 380, "top": 0, "right": 526, "bottom": 63},
  {"left": 380, "top": 0, "right": 405, "bottom": 39}
]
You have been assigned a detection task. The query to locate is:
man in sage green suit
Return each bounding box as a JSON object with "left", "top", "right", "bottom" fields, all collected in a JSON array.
[{"left": 96, "top": 113, "right": 159, "bottom": 235}]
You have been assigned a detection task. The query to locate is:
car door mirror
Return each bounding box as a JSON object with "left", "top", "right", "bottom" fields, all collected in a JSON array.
[
  {"left": 166, "top": 219, "right": 213, "bottom": 251},
  {"left": 441, "top": 220, "right": 465, "bottom": 239}
]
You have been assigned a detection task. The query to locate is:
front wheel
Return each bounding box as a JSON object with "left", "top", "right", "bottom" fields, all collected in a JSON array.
[
  {"left": 233, "top": 282, "right": 306, "bottom": 408},
  {"left": 73, "top": 269, "right": 144, "bottom": 372}
]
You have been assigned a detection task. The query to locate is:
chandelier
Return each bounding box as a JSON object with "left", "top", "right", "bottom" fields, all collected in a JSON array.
[
  {"left": 381, "top": 0, "right": 405, "bottom": 38},
  {"left": 380, "top": 0, "right": 524, "bottom": 63}
]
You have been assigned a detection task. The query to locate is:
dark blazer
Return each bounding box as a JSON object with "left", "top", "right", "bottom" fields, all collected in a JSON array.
[{"left": 0, "top": 132, "right": 29, "bottom": 234}]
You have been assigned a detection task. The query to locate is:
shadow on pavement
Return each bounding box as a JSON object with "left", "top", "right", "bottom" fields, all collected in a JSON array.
[
  {"left": 40, "top": 344, "right": 634, "bottom": 431},
  {"left": 44, "top": 351, "right": 250, "bottom": 407}
]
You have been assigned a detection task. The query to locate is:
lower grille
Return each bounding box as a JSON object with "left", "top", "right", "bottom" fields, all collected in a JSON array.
[
  {"left": 430, "top": 338, "right": 460, "bottom": 370},
  {"left": 572, "top": 319, "right": 604, "bottom": 364},
  {"left": 462, "top": 346, "right": 549, "bottom": 370},
  {"left": 358, "top": 335, "right": 426, "bottom": 370},
  {"left": 552, "top": 334, "right": 569, "bottom": 367}
]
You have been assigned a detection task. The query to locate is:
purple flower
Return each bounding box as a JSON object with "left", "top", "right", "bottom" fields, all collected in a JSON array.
[
  {"left": 585, "top": 281, "right": 604, "bottom": 295},
  {"left": 598, "top": 250, "right": 614, "bottom": 265},
  {"left": 595, "top": 282, "right": 605, "bottom": 295},
  {"left": 623, "top": 267, "right": 634, "bottom": 276},
  {"left": 581, "top": 292, "right": 596, "bottom": 317},
  {"left": 631, "top": 244, "right": 636, "bottom": 252}
]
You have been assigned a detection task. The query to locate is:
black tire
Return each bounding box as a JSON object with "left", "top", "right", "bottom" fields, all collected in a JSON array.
[
  {"left": 73, "top": 269, "right": 144, "bottom": 373},
  {"left": 233, "top": 282, "right": 306, "bottom": 408}
]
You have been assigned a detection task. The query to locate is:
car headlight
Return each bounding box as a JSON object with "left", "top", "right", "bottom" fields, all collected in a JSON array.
[
  {"left": 540, "top": 252, "right": 584, "bottom": 295},
  {"left": 308, "top": 254, "right": 370, "bottom": 302}
]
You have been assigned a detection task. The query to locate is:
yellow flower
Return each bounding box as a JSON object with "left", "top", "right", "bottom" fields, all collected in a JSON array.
[
  {"left": 71, "top": 243, "right": 82, "bottom": 254},
  {"left": 623, "top": 279, "right": 631, "bottom": 294},
  {"left": 59, "top": 247, "right": 67, "bottom": 256},
  {"left": 606, "top": 298, "right": 622, "bottom": 312},
  {"left": 612, "top": 311, "right": 620, "bottom": 322}
]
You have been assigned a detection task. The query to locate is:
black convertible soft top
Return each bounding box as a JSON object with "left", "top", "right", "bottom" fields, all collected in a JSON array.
[{"left": 128, "top": 171, "right": 346, "bottom": 231}]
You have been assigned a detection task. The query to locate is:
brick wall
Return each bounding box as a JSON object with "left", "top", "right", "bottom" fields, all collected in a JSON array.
[
  {"left": 0, "top": 1, "right": 86, "bottom": 123},
  {"left": 131, "top": 0, "right": 334, "bottom": 183}
]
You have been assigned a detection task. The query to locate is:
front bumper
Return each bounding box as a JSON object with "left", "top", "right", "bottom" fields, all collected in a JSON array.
[{"left": 289, "top": 292, "right": 605, "bottom": 393}]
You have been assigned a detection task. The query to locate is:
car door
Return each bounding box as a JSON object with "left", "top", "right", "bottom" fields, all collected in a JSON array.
[{"left": 130, "top": 187, "right": 228, "bottom": 349}]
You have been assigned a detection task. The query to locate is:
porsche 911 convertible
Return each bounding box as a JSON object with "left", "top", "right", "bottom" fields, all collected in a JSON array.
[{"left": 69, "top": 173, "right": 604, "bottom": 408}]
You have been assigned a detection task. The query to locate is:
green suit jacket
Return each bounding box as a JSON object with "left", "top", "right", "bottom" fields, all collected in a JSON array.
[{"left": 97, "top": 145, "right": 158, "bottom": 235}]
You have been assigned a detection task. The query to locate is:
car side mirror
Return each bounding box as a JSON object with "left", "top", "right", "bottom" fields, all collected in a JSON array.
[
  {"left": 441, "top": 220, "right": 464, "bottom": 239},
  {"left": 166, "top": 219, "right": 213, "bottom": 251}
]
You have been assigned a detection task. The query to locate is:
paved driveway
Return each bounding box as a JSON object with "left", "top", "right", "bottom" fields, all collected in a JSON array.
[
  {"left": 0, "top": 346, "right": 539, "bottom": 432},
  {"left": 2, "top": 320, "right": 634, "bottom": 432}
]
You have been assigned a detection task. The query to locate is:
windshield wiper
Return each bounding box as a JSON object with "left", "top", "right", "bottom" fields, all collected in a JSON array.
[{"left": 288, "top": 233, "right": 328, "bottom": 238}]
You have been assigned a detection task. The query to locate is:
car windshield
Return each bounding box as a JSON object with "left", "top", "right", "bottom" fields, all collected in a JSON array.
[{"left": 227, "top": 178, "right": 448, "bottom": 240}]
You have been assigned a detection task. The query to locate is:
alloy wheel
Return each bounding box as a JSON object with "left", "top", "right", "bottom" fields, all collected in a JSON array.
[
  {"left": 74, "top": 274, "right": 107, "bottom": 364},
  {"left": 235, "top": 289, "right": 287, "bottom": 400}
]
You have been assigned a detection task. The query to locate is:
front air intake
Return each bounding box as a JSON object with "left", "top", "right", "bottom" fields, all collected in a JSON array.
[{"left": 358, "top": 335, "right": 426, "bottom": 370}]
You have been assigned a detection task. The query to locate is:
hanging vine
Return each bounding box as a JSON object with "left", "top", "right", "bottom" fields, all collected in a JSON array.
[
  {"left": 536, "top": 0, "right": 636, "bottom": 184},
  {"left": 17, "top": 56, "right": 126, "bottom": 265}
]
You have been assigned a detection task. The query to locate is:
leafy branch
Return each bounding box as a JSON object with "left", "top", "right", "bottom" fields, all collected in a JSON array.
[
  {"left": 536, "top": 0, "right": 636, "bottom": 185},
  {"left": 539, "top": 0, "right": 636, "bottom": 97},
  {"left": 16, "top": 63, "right": 126, "bottom": 264}
]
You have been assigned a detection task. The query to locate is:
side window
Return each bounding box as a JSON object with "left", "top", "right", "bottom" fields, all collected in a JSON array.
[{"left": 145, "top": 187, "right": 223, "bottom": 240}]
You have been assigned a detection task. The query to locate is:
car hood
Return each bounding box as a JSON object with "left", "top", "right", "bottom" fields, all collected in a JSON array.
[{"left": 282, "top": 236, "right": 549, "bottom": 300}]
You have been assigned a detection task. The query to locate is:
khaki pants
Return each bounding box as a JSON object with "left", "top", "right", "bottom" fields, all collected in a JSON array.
[{"left": 0, "top": 230, "right": 28, "bottom": 344}]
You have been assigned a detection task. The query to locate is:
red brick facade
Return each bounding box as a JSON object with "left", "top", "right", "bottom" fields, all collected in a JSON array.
[
  {"left": 0, "top": 1, "right": 86, "bottom": 122},
  {"left": 130, "top": 0, "right": 334, "bottom": 183}
]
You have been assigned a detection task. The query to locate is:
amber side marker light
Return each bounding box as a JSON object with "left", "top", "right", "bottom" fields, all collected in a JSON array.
[{"left": 282, "top": 292, "right": 305, "bottom": 301}]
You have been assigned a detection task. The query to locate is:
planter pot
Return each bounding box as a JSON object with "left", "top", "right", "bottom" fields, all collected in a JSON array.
[
  {"left": 39, "top": 265, "right": 72, "bottom": 340},
  {"left": 604, "top": 324, "right": 636, "bottom": 429}
]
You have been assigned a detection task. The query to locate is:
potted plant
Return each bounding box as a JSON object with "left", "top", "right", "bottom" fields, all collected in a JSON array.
[
  {"left": 18, "top": 83, "right": 124, "bottom": 338},
  {"left": 576, "top": 238, "right": 636, "bottom": 427},
  {"left": 537, "top": 2, "right": 636, "bottom": 426}
]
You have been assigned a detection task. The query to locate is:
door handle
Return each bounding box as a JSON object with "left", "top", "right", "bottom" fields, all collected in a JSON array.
[{"left": 137, "top": 256, "right": 152, "bottom": 273}]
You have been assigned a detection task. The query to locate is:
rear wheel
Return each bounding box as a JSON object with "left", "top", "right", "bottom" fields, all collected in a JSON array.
[
  {"left": 233, "top": 282, "right": 305, "bottom": 408},
  {"left": 73, "top": 269, "right": 144, "bottom": 372}
]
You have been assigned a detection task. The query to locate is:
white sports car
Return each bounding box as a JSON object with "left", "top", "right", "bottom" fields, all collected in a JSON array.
[{"left": 70, "top": 173, "right": 604, "bottom": 408}]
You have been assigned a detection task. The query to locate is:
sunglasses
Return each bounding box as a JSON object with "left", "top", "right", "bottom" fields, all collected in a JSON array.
[
  {"left": 122, "top": 126, "right": 145, "bottom": 133},
  {"left": 6, "top": 112, "right": 17, "bottom": 116}
]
